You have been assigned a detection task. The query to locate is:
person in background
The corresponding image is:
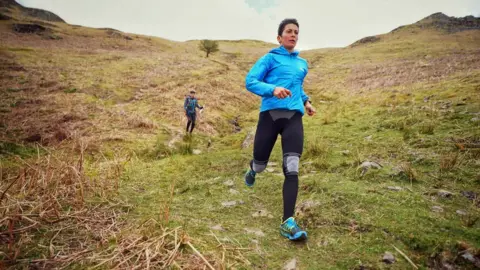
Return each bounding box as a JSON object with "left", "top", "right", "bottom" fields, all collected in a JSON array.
[{"left": 184, "top": 90, "right": 203, "bottom": 134}]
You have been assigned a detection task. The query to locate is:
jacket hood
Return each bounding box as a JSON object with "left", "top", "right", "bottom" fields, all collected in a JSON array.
[{"left": 269, "top": 45, "right": 299, "bottom": 56}]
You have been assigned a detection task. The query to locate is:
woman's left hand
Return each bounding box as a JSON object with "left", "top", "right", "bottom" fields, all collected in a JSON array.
[{"left": 305, "top": 102, "right": 316, "bottom": 116}]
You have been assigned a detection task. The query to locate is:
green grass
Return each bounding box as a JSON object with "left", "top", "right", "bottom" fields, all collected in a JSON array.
[
  {"left": 1, "top": 14, "right": 479, "bottom": 268},
  {"left": 117, "top": 78, "right": 480, "bottom": 268},
  {"left": 0, "top": 141, "right": 39, "bottom": 158},
  {"left": 6, "top": 88, "right": 22, "bottom": 92},
  {"left": 63, "top": 87, "right": 77, "bottom": 93}
]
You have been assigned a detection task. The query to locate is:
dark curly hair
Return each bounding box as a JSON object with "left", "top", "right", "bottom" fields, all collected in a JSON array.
[{"left": 278, "top": 18, "right": 299, "bottom": 36}]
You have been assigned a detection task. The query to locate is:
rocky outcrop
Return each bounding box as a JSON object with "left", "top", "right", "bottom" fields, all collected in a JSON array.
[
  {"left": 392, "top": 12, "right": 480, "bottom": 33},
  {"left": 352, "top": 12, "right": 479, "bottom": 47},
  {"left": 0, "top": 12, "right": 11, "bottom": 20},
  {"left": 22, "top": 7, "right": 65, "bottom": 22},
  {"left": 416, "top": 12, "right": 480, "bottom": 32},
  {"left": 0, "top": 0, "right": 65, "bottom": 22},
  {"left": 0, "top": 0, "right": 16, "bottom": 8},
  {"left": 12, "top": 23, "right": 47, "bottom": 33}
]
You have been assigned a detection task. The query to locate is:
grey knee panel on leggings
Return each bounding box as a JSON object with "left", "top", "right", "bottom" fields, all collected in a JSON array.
[
  {"left": 283, "top": 153, "right": 300, "bottom": 175},
  {"left": 252, "top": 159, "right": 268, "bottom": 173}
]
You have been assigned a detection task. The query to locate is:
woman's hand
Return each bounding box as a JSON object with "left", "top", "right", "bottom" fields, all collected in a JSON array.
[
  {"left": 305, "top": 102, "right": 316, "bottom": 116},
  {"left": 273, "top": 87, "right": 291, "bottom": 99}
]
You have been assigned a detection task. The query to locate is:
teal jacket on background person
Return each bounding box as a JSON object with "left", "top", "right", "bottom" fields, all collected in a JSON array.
[
  {"left": 245, "top": 45, "right": 310, "bottom": 115},
  {"left": 184, "top": 95, "right": 202, "bottom": 114}
]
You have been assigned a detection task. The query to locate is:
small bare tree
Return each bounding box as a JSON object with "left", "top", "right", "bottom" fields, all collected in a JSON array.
[{"left": 198, "top": 39, "right": 219, "bottom": 58}]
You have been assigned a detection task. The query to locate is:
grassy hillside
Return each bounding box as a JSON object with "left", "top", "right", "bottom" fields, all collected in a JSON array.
[{"left": 0, "top": 5, "right": 479, "bottom": 269}]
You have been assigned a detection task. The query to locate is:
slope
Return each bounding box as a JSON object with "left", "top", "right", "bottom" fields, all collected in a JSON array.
[{"left": 0, "top": 8, "right": 479, "bottom": 269}]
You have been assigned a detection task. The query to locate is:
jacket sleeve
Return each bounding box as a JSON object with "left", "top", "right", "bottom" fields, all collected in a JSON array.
[
  {"left": 183, "top": 97, "right": 188, "bottom": 110},
  {"left": 196, "top": 100, "right": 203, "bottom": 109},
  {"left": 245, "top": 54, "right": 276, "bottom": 97},
  {"left": 301, "top": 63, "right": 310, "bottom": 104},
  {"left": 301, "top": 85, "right": 310, "bottom": 104}
]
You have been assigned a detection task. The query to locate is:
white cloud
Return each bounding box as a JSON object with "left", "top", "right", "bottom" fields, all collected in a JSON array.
[
  {"left": 17, "top": 0, "right": 480, "bottom": 49},
  {"left": 245, "top": 0, "right": 280, "bottom": 13}
]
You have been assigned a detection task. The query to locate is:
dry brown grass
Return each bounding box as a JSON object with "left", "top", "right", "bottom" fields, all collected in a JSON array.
[
  {"left": 398, "top": 162, "right": 419, "bottom": 182},
  {"left": 126, "top": 113, "right": 157, "bottom": 129},
  {"left": 1, "top": 8, "right": 479, "bottom": 269},
  {"left": 86, "top": 220, "right": 218, "bottom": 270},
  {"left": 0, "top": 141, "right": 124, "bottom": 268},
  {"left": 348, "top": 50, "right": 480, "bottom": 91},
  {"left": 0, "top": 140, "right": 216, "bottom": 269},
  {"left": 0, "top": 19, "right": 259, "bottom": 140},
  {"left": 439, "top": 152, "right": 462, "bottom": 172}
]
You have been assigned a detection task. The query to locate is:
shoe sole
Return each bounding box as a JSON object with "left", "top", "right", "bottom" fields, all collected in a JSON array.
[{"left": 281, "top": 231, "right": 308, "bottom": 241}]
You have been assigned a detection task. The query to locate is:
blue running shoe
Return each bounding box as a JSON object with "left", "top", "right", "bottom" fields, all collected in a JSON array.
[
  {"left": 244, "top": 169, "right": 256, "bottom": 187},
  {"left": 280, "top": 217, "right": 307, "bottom": 241}
]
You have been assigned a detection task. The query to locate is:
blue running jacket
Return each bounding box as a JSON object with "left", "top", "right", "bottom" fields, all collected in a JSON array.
[{"left": 245, "top": 45, "right": 310, "bottom": 115}]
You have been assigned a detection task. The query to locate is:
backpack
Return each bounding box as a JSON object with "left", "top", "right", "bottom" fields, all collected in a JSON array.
[{"left": 185, "top": 97, "right": 196, "bottom": 112}]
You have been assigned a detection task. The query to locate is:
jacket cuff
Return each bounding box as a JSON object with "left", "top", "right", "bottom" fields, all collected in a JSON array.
[{"left": 267, "top": 86, "right": 276, "bottom": 97}]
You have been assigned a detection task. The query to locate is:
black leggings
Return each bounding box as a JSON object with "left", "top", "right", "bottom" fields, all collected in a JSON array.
[
  {"left": 186, "top": 113, "right": 196, "bottom": 133},
  {"left": 251, "top": 110, "right": 304, "bottom": 222}
]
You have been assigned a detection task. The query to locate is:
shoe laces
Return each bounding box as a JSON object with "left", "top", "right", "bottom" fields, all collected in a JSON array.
[{"left": 284, "top": 219, "right": 300, "bottom": 232}]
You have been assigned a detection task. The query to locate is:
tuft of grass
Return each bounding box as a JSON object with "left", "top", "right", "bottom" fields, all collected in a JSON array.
[
  {"left": 419, "top": 120, "right": 436, "bottom": 134},
  {"left": 312, "top": 158, "right": 331, "bottom": 170},
  {"left": 7, "top": 47, "right": 34, "bottom": 52},
  {"left": 0, "top": 141, "right": 38, "bottom": 158},
  {"left": 0, "top": 143, "right": 130, "bottom": 269},
  {"left": 303, "top": 137, "right": 330, "bottom": 160},
  {"left": 6, "top": 88, "right": 22, "bottom": 92},
  {"left": 0, "top": 107, "right": 12, "bottom": 113},
  {"left": 397, "top": 162, "right": 419, "bottom": 182},
  {"left": 321, "top": 105, "right": 339, "bottom": 125},
  {"left": 140, "top": 136, "right": 173, "bottom": 159},
  {"left": 153, "top": 144, "right": 173, "bottom": 159},
  {"left": 177, "top": 141, "right": 193, "bottom": 155},
  {"left": 402, "top": 127, "right": 417, "bottom": 141},
  {"left": 9, "top": 98, "right": 26, "bottom": 108},
  {"left": 64, "top": 87, "right": 77, "bottom": 93},
  {"left": 127, "top": 114, "right": 157, "bottom": 129},
  {"left": 439, "top": 152, "right": 461, "bottom": 172},
  {"left": 469, "top": 149, "right": 480, "bottom": 160}
]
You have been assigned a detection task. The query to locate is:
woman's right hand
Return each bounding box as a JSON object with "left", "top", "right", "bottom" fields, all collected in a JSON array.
[{"left": 273, "top": 87, "right": 291, "bottom": 99}]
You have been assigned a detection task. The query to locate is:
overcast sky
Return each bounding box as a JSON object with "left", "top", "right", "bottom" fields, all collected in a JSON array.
[{"left": 17, "top": 0, "right": 480, "bottom": 50}]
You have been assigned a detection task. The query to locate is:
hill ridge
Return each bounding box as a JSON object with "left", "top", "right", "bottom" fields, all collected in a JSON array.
[
  {"left": 1, "top": 4, "right": 479, "bottom": 269},
  {"left": 416, "top": 12, "right": 480, "bottom": 30},
  {"left": 351, "top": 12, "right": 480, "bottom": 47},
  {"left": 392, "top": 12, "right": 480, "bottom": 33},
  {"left": 0, "top": 0, "right": 65, "bottom": 22}
]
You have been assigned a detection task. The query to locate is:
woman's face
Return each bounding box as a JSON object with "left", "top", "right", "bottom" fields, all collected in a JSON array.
[{"left": 277, "top": 23, "right": 299, "bottom": 51}]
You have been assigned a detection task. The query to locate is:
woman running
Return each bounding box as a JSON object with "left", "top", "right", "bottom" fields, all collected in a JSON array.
[{"left": 244, "top": 18, "right": 316, "bottom": 241}]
